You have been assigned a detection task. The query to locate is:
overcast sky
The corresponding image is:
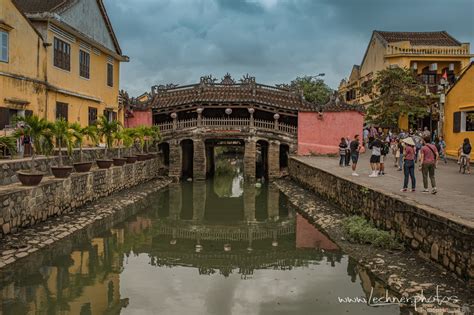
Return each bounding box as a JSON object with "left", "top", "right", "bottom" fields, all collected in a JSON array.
[{"left": 104, "top": 0, "right": 474, "bottom": 96}]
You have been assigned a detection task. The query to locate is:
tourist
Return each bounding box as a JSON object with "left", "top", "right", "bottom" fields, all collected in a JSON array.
[
  {"left": 338, "top": 137, "right": 347, "bottom": 167},
  {"left": 379, "top": 138, "right": 390, "bottom": 175},
  {"left": 438, "top": 136, "right": 448, "bottom": 164},
  {"left": 419, "top": 136, "right": 439, "bottom": 194},
  {"left": 422, "top": 127, "right": 431, "bottom": 139},
  {"left": 345, "top": 136, "right": 351, "bottom": 167},
  {"left": 401, "top": 137, "right": 416, "bottom": 192},
  {"left": 392, "top": 138, "right": 399, "bottom": 167},
  {"left": 398, "top": 139, "right": 405, "bottom": 171},
  {"left": 368, "top": 136, "right": 382, "bottom": 177},
  {"left": 458, "top": 138, "right": 471, "bottom": 174},
  {"left": 350, "top": 134, "right": 361, "bottom": 176},
  {"left": 363, "top": 128, "right": 369, "bottom": 149}
]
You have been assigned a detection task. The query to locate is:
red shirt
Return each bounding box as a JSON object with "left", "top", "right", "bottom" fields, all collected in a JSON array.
[
  {"left": 404, "top": 146, "right": 415, "bottom": 160},
  {"left": 421, "top": 144, "right": 438, "bottom": 164}
]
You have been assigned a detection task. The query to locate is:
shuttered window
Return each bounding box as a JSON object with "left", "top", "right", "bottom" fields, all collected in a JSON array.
[
  {"left": 0, "top": 107, "right": 9, "bottom": 130},
  {"left": 453, "top": 112, "right": 461, "bottom": 133},
  {"left": 107, "top": 63, "right": 113, "bottom": 87},
  {"left": 88, "top": 107, "right": 97, "bottom": 125},
  {"left": 79, "top": 50, "right": 90, "bottom": 79},
  {"left": 0, "top": 31, "right": 8, "bottom": 63},
  {"left": 56, "top": 102, "right": 68, "bottom": 121},
  {"left": 103, "top": 110, "right": 117, "bottom": 121},
  {"left": 54, "top": 37, "right": 71, "bottom": 71}
]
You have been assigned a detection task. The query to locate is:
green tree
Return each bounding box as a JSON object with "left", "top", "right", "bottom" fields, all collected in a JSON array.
[
  {"left": 70, "top": 123, "right": 98, "bottom": 162},
  {"left": 96, "top": 116, "right": 122, "bottom": 158},
  {"left": 367, "top": 67, "right": 429, "bottom": 128},
  {"left": 50, "top": 118, "right": 75, "bottom": 167},
  {"left": 289, "top": 76, "right": 332, "bottom": 105},
  {"left": 13, "top": 115, "right": 54, "bottom": 171}
]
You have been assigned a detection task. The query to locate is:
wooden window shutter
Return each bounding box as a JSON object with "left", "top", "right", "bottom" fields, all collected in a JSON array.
[
  {"left": 453, "top": 111, "right": 461, "bottom": 133},
  {"left": 112, "top": 111, "right": 117, "bottom": 121}
]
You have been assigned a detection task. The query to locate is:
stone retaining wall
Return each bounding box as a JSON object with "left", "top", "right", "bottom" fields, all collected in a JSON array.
[
  {"left": 288, "top": 157, "right": 474, "bottom": 284},
  {"left": 0, "top": 147, "right": 151, "bottom": 185},
  {"left": 0, "top": 157, "right": 163, "bottom": 237}
]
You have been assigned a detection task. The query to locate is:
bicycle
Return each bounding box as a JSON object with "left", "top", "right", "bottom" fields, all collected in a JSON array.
[{"left": 459, "top": 155, "right": 468, "bottom": 174}]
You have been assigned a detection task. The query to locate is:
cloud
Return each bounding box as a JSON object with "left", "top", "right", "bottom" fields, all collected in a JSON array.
[{"left": 104, "top": 0, "right": 474, "bottom": 96}]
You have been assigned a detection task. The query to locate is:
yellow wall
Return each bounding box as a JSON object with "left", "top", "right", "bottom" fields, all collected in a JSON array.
[
  {"left": 0, "top": 0, "right": 48, "bottom": 118},
  {"left": 444, "top": 64, "right": 474, "bottom": 158},
  {"left": 0, "top": 0, "right": 124, "bottom": 128}
]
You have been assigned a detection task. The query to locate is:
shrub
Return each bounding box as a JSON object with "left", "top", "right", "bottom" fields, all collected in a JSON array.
[{"left": 342, "top": 215, "right": 403, "bottom": 250}]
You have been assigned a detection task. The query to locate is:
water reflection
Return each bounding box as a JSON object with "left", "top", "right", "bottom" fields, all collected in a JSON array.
[{"left": 0, "top": 155, "right": 400, "bottom": 314}]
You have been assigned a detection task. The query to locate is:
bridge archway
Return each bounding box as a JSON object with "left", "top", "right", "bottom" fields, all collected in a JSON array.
[
  {"left": 256, "top": 140, "right": 269, "bottom": 179},
  {"left": 181, "top": 139, "right": 194, "bottom": 179},
  {"left": 279, "top": 143, "right": 290, "bottom": 172}
]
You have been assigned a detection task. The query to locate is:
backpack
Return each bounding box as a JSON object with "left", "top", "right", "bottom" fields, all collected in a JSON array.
[{"left": 382, "top": 143, "right": 390, "bottom": 155}]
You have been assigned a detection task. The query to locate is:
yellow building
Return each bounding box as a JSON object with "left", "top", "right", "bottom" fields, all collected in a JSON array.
[
  {"left": 0, "top": 0, "right": 128, "bottom": 131},
  {"left": 339, "top": 31, "right": 472, "bottom": 130},
  {"left": 444, "top": 62, "right": 474, "bottom": 158}
]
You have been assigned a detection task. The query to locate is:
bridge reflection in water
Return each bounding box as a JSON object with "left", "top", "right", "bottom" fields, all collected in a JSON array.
[{"left": 0, "top": 157, "right": 398, "bottom": 314}]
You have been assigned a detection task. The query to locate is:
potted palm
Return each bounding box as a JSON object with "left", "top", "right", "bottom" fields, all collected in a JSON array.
[
  {"left": 123, "top": 128, "right": 137, "bottom": 163},
  {"left": 0, "top": 135, "right": 17, "bottom": 159},
  {"left": 134, "top": 126, "right": 150, "bottom": 161},
  {"left": 50, "top": 118, "right": 74, "bottom": 178},
  {"left": 148, "top": 125, "right": 162, "bottom": 158},
  {"left": 96, "top": 116, "right": 120, "bottom": 169},
  {"left": 112, "top": 129, "right": 127, "bottom": 166},
  {"left": 13, "top": 115, "right": 51, "bottom": 185},
  {"left": 70, "top": 123, "right": 98, "bottom": 172}
]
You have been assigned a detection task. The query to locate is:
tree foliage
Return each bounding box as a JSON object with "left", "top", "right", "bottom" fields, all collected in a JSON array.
[
  {"left": 289, "top": 76, "right": 332, "bottom": 105},
  {"left": 366, "top": 67, "right": 429, "bottom": 128}
]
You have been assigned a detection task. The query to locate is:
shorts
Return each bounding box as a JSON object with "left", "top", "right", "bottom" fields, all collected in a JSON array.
[
  {"left": 370, "top": 155, "right": 381, "bottom": 163},
  {"left": 351, "top": 153, "right": 359, "bottom": 163}
]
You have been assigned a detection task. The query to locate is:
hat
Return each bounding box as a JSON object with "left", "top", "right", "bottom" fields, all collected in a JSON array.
[{"left": 402, "top": 137, "right": 415, "bottom": 146}]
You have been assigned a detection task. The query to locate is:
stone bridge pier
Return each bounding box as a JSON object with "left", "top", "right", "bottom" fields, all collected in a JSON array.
[{"left": 166, "top": 136, "right": 291, "bottom": 181}]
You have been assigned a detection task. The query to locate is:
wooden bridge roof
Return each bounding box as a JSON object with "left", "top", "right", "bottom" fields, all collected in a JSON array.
[{"left": 127, "top": 74, "right": 319, "bottom": 113}]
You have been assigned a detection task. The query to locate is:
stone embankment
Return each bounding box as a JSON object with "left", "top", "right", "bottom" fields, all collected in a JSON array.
[
  {"left": 288, "top": 157, "right": 474, "bottom": 286},
  {"left": 0, "top": 177, "right": 171, "bottom": 269},
  {"left": 274, "top": 179, "right": 473, "bottom": 310},
  {"left": 0, "top": 157, "right": 164, "bottom": 237}
]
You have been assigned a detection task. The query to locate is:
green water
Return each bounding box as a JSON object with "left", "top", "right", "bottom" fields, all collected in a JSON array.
[{"left": 0, "top": 155, "right": 400, "bottom": 315}]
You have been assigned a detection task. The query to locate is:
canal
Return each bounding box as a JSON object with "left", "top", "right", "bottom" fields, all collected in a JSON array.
[{"left": 0, "top": 153, "right": 400, "bottom": 314}]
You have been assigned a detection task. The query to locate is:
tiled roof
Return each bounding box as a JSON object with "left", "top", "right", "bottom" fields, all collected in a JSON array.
[
  {"left": 13, "top": 0, "right": 123, "bottom": 55},
  {"left": 321, "top": 94, "right": 365, "bottom": 113},
  {"left": 149, "top": 84, "right": 318, "bottom": 112},
  {"left": 12, "top": 0, "right": 72, "bottom": 13},
  {"left": 375, "top": 31, "right": 461, "bottom": 46}
]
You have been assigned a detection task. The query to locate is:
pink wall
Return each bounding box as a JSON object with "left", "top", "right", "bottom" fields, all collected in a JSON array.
[
  {"left": 125, "top": 110, "right": 152, "bottom": 128},
  {"left": 295, "top": 214, "right": 339, "bottom": 250},
  {"left": 298, "top": 111, "right": 364, "bottom": 155}
]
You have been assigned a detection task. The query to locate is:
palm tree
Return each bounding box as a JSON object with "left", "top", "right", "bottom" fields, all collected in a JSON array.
[
  {"left": 13, "top": 115, "right": 52, "bottom": 172},
  {"left": 113, "top": 129, "right": 125, "bottom": 158},
  {"left": 50, "top": 118, "right": 73, "bottom": 167},
  {"left": 123, "top": 128, "right": 138, "bottom": 157},
  {"left": 70, "top": 123, "right": 98, "bottom": 162},
  {"left": 0, "top": 135, "right": 17, "bottom": 158},
  {"left": 135, "top": 126, "right": 154, "bottom": 153},
  {"left": 96, "top": 116, "right": 121, "bottom": 159},
  {"left": 151, "top": 125, "right": 162, "bottom": 153}
]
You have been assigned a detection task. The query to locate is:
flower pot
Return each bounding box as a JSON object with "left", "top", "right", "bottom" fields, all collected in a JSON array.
[
  {"left": 124, "top": 156, "right": 137, "bottom": 164},
  {"left": 113, "top": 158, "right": 127, "bottom": 166},
  {"left": 73, "top": 162, "right": 93, "bottom": 173},
  {"left": 96, "top": 159, "right": 113, "bottom": 169},
  {"left": 17, "top": 171, "right": 44, "bottom": 186},
  {"left": 136, "top": 154, "right": 148, "bottom": 161},
  {"left": 51, "top": 166, "right": 74, "bottom": 178}
]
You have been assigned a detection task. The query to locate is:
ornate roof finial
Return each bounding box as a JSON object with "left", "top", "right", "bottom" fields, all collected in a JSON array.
[
  {"left": 200, "top": 75, "right": 217, "bottom": 85},
  {"left": 221, "top": 73, "right": 236, "bottom": 85},
  {"left": 240, "top": 74, "right": 256, "bottom": 84}
]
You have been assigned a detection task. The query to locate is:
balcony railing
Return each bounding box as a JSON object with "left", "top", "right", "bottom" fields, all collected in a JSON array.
[
  {"left": 155, "top": 117, "right": 297, "bottom": 136},
  {"left": 385, "top": 45, "right": 471, "bottom": 56}
]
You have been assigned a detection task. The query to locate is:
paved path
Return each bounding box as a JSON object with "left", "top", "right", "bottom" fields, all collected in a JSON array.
[{"left": 294, "top": 154, "right": 474, "bottom": 222}]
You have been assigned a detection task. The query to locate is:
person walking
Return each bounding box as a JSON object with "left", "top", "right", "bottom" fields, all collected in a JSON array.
[
  {"left": 401, "top": 137, "right": 416, "bottom": 192},
  {"left": 368, "top": 136, "right": 382, "bottom": 177},
  {"left": 339, "top": 137, "right": 347, "bottom": 167},
  {"left": 379, "top": 138, "right": 390, "bottom": 175},
  {"left": 438, "top": 136, "right": 448, "bottom": 164},
  {"left": 350, "top": 134, "right": 361, "bottom": 176},
  {"left": 419, "top": 136, "right": 439, "bottom": 194},
  {"left": 458, "top": 138, "right": 471, "bottom": 174},
  {"left": 398, "top": 139, "right": 404, "bottom": 171},
  {"left": 345, "top": 136, "right": 351, "bottom": 167}
]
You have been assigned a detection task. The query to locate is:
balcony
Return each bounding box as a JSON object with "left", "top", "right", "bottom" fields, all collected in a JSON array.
[{"left": 155, "top": 117, "right": 297, "bottom": 136}]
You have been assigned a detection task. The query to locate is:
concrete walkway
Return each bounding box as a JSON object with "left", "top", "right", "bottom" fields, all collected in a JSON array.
[{"left": 294, "top": 154, "right": 474, "bottom": 222}]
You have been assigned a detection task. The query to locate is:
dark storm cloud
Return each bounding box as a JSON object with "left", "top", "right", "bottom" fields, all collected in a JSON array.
[{"left": 104, "top": 0, "right": 474, "bottom": 96}]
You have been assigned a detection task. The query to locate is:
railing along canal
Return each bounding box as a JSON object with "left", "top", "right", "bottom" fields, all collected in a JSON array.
[{"left": 155, "top": 117, "right": 297, "bottom": 135}]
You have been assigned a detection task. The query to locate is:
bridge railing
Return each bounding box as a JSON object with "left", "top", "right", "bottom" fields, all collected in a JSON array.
[{"left": 155, "top": 117, "right": 297, "bottom": 136}]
